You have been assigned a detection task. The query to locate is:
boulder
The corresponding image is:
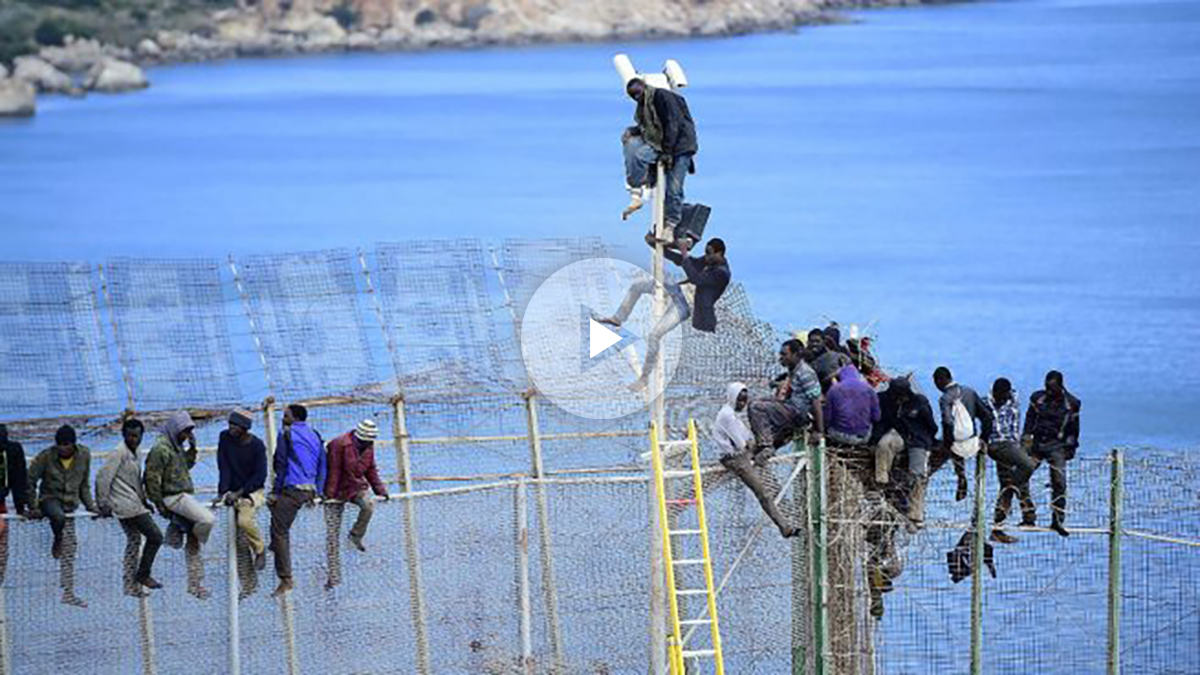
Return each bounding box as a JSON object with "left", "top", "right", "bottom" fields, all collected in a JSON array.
[
  {"left": 84, "top": 59, "right": 148, "bottom": 93},
  {"left": 0, "top": 64, "right": 7, "bottom": 79},
  {"left": 136, "top": 39, "right": 163, "bottom": 59},
  {"left": 13, "top": 56, "right": 76, "bottom": 94},
  {"left": 0, "top": 78, "right": 36, "bottom": 117},
  {"left": 39, "top": 36, "right": 109, "bottom": 73},
  {"left": 277, "top": 13, "right": 348, "bottom": 43}
]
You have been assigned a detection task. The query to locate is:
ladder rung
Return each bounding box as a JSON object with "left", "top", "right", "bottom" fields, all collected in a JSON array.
[
  {"left": 661, "top": 440, "right": 691, "bottom": 447},
  {"left": 681, "top": 619, "right": 712, "bottom": 626},
  {"left": 670, "top": 529, "right": 702, "bottom": 536},
  {"left": 673, "top": 559, "right": 705, "bottom": 566},
  {"left": 663, "top": 470, "right": 693, "bottom": 478},
  {"left": 665, "top": 498, "right": 696, "bottom": 505},
  {"left": 676, "top": 589, "right": 708, "bottom": 596},
  {"left": 682, "top": 649, "right": 717, "bottom": 658}
]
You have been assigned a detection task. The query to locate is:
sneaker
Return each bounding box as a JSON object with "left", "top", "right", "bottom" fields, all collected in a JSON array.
[
  {"left": 990, "top": 529, "right": 1018, "bottom": 545},
  {"left": 271, "top": 578, "right": 294, "bottom": 598},
  {"left": 348, "top": 534, "right": 366, "bottom": 553},
  {"left": 254, "top": 551, "right": 267, "bottom": 571},
  {"left": 621, "top": 189, "right": 644, "bottom": 220},
  {"left": 164, "top": 523, "right": 184, "bottom": 550},
  {"left": 62, "top": 593, "right": 88, "bottom": 608},
  {"left": 188, "top": 585, "right": 211, "bottom": 600},
  {"left": 1019, "top": 516, "right": 1037, "bottom": 528},
  {"left": 137, "top": 575, "right": 163, "bottom": 590},
  {"left": 1050, "top": 520, "right": 1070, "bottom": 538},
  {"left": 124, "top": 585, "right": 148, "bottom": 598},
  {"left": 51, "top": 536, "right": 63, "bottom": 560}
]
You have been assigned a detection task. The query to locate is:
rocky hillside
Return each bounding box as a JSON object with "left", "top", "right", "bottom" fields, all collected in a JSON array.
[{"left": 0, "top": 0, "right": 946, "bottom": 117}]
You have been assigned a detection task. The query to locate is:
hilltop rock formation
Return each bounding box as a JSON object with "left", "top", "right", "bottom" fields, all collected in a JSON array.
[
  {"left": 84, "top": 59, "right": 149, "bottom": 93},
  {"left": 0, "top": 78, "right": 36, "bottom": 117}
]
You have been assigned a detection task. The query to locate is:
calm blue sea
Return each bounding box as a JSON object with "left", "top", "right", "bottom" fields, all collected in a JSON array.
[{"left": 1, "top": 0, "right": 1198, "bottom": 454}]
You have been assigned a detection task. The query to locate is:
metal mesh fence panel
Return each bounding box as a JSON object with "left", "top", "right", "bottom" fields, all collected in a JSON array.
[{"left": 0, "top": 262, "right": 120, "bottom": 420}]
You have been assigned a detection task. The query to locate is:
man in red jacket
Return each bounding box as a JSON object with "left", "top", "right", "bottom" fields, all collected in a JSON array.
[{"left": 324, "top": 420, "right": 390, "bottom": 572}]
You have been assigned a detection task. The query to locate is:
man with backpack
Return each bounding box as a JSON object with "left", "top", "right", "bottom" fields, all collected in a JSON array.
[
  {"left": 918, "top": 367, "right": 993, "bottom": 526},
  {"left": 1023, "top": 370, "right": 1081, "bottom": 537}
]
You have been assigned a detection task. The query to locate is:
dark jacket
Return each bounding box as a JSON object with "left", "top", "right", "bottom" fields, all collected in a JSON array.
[
  {"left": 324, "top": 432, "right": 387, "bottom": 502},
  {"left": 636, "top": 86, "right": 698, "bottom": 158},
  {"left": 939, "top": 384, "right": 994, "bottom": 445},
  {"left": 1024, "top": 389, "right": 1081, "bottom": 449},
  {"left": 29, "top": 445, "right": 96, "bottom": 513},
  {"left": 664, "top": 249, "right": 730, "bottom": 333},
  {"left": 217, "top": 430, "right": 267, "bottom": 496},
  {"left": 144, "top": 435, "right": 197, "bottom": 511},
  {"left": 0, "top": 439, "right": 29, "bottom": 512},
  {"left": 273, "top": 422, "right": 327, "bottom": 495},
  {"left": 872, "top": 389, "right": 938, "bottom": 451}
]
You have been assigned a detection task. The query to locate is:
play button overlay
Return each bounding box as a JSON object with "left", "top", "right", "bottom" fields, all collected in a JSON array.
[{"left": 520, "top": 258, "right": 684, "bottom": 420}]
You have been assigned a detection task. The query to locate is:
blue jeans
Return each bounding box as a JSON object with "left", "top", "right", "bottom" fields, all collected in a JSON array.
[
  {"left": 612, "top": 278, "right": 690, "bottom": 382},
  {"left": 622, "top": 134, "right": 691, "bottom": 226}
]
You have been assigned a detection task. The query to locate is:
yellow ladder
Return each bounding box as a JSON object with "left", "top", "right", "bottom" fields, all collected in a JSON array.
[{"left": 650, "top": 419, "right": 725, "bottom": 675}]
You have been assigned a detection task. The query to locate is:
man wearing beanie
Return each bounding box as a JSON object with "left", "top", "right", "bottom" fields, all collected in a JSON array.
[
  {"left": 217, "top": 409, "right": 268, "bottom": 583},
  {"left": 324, "top": 419, "right": 389, "bottom": 583},
  {"left": 29, "top": 424, "right": 102, "bottom": 607},
  {"left": 145, "top": 410, "right": 215, "bottom": 599}
]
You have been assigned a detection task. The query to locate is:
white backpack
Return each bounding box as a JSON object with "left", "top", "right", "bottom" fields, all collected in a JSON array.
[{"left": 950, "top": 395, "right": 980, "bottom": 458}]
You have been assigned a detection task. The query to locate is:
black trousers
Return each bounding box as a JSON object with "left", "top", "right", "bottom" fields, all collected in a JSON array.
[
  {"left": 269, "top": 487, "right": 314, "bottom": 581},
  {"left": 120, "top": 513, "right": 163, "bottom": 582},
  {"left": 1032, "top": 441, "right": 1071, "bottom": 522}
]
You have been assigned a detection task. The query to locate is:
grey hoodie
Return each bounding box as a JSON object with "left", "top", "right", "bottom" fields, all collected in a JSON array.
[{"left": 94, "top": 441, "right": 150, "bottom": 519}]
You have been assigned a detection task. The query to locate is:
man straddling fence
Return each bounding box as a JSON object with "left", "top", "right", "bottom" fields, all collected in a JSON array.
[
  {"left": 716, "top": 381, "right": 798, "bottom": 538},
  {"left": 218, "top": 409, "right": 268, "bottom": 596},
  {"left": 1023, "top": 370, "right": 1081, "bottom": 537},
  {"left": 268, "top": 403, "right": 327, "bottom": 598},
  {"left": 620, "top": 77, "right": 698, "bottom": 245},
  {"left": 806, "top": 329, "right": 852, "bottom": 394},
  {"left": 146, "top": 410, "right": 214, "bottom": 599},
  {"left": 983, "top": 378, "right": 1038, "bottom": 544},
  {"left": 871, "top": 378, "right": 939, "bottom": 506},
  {"left": 28, "top": 424, "right": 101, "bottom": 607},
  {"left": 95, "top": 417, "right": 164, "bottom": 596},
  {"left": 0, "top": 424, "right": 30, "bottom": 585},
  {"left": 598, "top": 237, "right": 730, "bottom": 392},
  {"left": 324, "top": 419, "right": 390, "bottom": 589},
  {"left": 824, "top": 365, "right": 882, "bottom": 449},
  {"left": 917, "top": 367, "right": 994, "bottom": 527},
  {"left": 748, "top": 339, "right": 826, "bottom": 454}
]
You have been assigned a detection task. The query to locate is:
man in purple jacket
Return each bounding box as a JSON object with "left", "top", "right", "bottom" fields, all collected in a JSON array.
[
  {"left": 267, "top": 403, "right": 327, "bottom": 598},
  {"left": 825, "top": 365, "right": 882, "bottom": 447}
]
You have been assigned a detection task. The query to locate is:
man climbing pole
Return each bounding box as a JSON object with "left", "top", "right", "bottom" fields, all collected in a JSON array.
[{"left": 621, "top": 76, "right": 700, "bottom": 247}]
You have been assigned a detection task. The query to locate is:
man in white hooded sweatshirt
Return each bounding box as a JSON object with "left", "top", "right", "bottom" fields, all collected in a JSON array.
[{"left": 715, "top": 382, "right": 797, "bottom": 538}]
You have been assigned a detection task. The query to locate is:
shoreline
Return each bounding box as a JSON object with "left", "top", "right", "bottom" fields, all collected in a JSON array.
[{"left": 0, "top": 0, "right": 971, "bottom": 117}]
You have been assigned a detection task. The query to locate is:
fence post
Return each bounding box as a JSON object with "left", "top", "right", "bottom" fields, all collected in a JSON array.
[
  {"left": 515, "top": 478, "right": 534, "bottom": 675},
  {"left": 791, "top": 448, "right": 807, "bottom": 675},
  {"left": 970, "top": 452, "right": 986, "bottom": 675},
  {"left": 227, "top": 507, "right": 241, "bottom": 675},
  {"left": 1107, "top": 448, "right": 1124, "bottom": 675},
  {"left": 138, "top": 594, "right": 157, "bottom": 675},
  {"left": 0, "top": 584, "right": 9, "bottom": 675},
  {"left": 808, "top": 438, "right": 828, "bottom": 675},
  {"left": 391, "top": 395, "right": 431, "bottom": 675},
  {"left": 523, "top": 393, "right": 565, "bottom": 671}
]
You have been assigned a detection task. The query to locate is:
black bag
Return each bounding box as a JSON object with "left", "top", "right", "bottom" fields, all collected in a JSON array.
[{"left": 677, "top": 202, "right": 711, "bottom": 245}]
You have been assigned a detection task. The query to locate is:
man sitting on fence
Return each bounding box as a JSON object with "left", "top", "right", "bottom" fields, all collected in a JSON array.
[
  {"left": 145, "top": 410, "right": 214, "bottom": 600},
  {"left": 871, "top": 377, "right": 938, "bottom": 498},
  {"left": 748, "top": 339, "right": 825, "bottom": 453},
  {"left": 923, "top": 368, "right": 994, "bottom": 521},
  {"left": 268, "top": 403, "right": 327, "bottom": 598},
  {"left": 620, "top": 76, "right": 698, "bottom": 244},
  {"left": 983, "top": 378, "right": 1038, "bottom": 544},
  {"left": 0, "top": 424, "right": 30, "bottom": 585},
  {"left": 598, "top": 237, "right": 730, "bottom": 392},
  {"left": 95, "top": 417, "right": 164, "bottom": 596},
  {"left": 218, "top": 409, "right": 269, "bottom": 589},
  {"left": 324, "top": 419, "right": 390, "bottom": 589},
  {"left": 824, "top": 364, "right": 881, "bottom": 449},
  {"left": 1023, "top": 370, "right": 1081, "bottom": 538},
  {"left": 805, "top": 328, "right": 852, "bottom": 394},
  {"left": 715, "top": 382, "right": 797, "bottom": 538},
  {"left": 29, "top": 424, "right": 101, "bottom": 607}
]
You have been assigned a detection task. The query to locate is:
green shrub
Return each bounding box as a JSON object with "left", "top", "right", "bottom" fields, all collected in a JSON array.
[
  {"left": 328, "top": 3, "right": 358, "bottom": 30},
  {"left": 33, "top": 18, "right": 67, "bottom": 46}
]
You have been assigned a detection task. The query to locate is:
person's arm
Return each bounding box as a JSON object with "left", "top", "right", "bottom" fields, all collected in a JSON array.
[
  {"left": 939, "top": 393, "right": 954, "bottom": 448},
  {"left": 1064, "top": 394, "right": 1081, "bottom": 447},
  {"left": 811, "top": 396, "right": 826, "bottom": 436},
  {"left": 79, "top": 451, "right": 97, "bottom": 513},
  {"left": 94, "top": 455, "right": 119, "bottom": 516},
  {"left": 662, "top": 247, "right": 685, "bottom": 267},
  {"left": 184, "top": 438, "right": 198, "bottom": 469},
  {"left": 249, "top": 439, "right": 268, "bottom": 494},
  {"left": 1023, "top": 395, "right": 1039, "bottom": 439},
  {"left": 316, "top": 445, "right": 328, "bottom": 498},
  {"left": 870, "top": 391, "right": 882, "bottom": 424},
  {"left": 918, "top": 398, "right": 939, "bottom": 441},
  {"left": 27, "top": 451, "right": 45, "bottom": 508},
  {"left": 680, "top": 256, "right": 730, "bottom": 290},
  {"left": 8, "top": 443, "right": 29, "bottom": 514},
  {"left": 365, "top": 450, "right": 387, "bottom": 497},
  {"left": 654, "top": 90, "right": 679, "bottom": 156},
  {"left": 324, "top": 439, "right": 342, "bottom": 498},
  {"left": 143, "top": 449, "right": 165, "bottom": 513},
  {"left": 216, "top": 435, "right": 231, "bottom": 496},
  {"left": 973, "top": 391, "right": 994, "bottom": 443},
  {"left": 272, "top": 430, "right": 288, "bottom": 495}
]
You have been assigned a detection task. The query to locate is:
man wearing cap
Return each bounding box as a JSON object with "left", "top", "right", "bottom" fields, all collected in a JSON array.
[
  {"left": 145, "top": 410, "right": 214, "bottom": 599},
  {"left": 217, "top": 409, "right": 268, "bottom": 573},
  {"left": 325, "top": 420, "right": 390, "bottom": 557},
  {"left": 268, "top": 403, "right": 327, "bottom": 598},
  {"left": 28, "top": 424, "right": 102, "bottom": 606}
]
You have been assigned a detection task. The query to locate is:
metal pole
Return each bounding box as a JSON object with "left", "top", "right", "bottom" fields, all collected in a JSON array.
[
  {"left": 392, "top": 396, "right": 431, "bottom": 675},
  {"left": 0, "top": 585, "right": 10, "bottom": 675},
  {"left": 808, "top": 438, "right": 827, "bottom": 675},
  {"left": 227, "top": 507, "right": 241, "bottom": 675},
  {"left": 648, "top": 159, "right": 668, "bottom": 675},
  {"left": 138, "top": 594, "right": 157, "bottom": 675},
  {"left": 524, "top": 394, "right": 565, "bottom": 670},
  {"left": 790, "top": 447, "right": 806, "bottom": 675},
  {"left": 516, "top": 478, "right": 534, "bottom": 675},
  {"left": 281, "top": 593, "right": 300, "bottom": 675},
  {"left": 970, "top": 452, "right": 986, "bottom": 675},
  {"left": 1107, "top": 449, "right": 1124, "bottom": 675}
]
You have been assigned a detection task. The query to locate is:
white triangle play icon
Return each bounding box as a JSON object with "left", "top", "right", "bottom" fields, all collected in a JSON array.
[{"left": 589, "top": 319, "right": 623, "bottom": 358}]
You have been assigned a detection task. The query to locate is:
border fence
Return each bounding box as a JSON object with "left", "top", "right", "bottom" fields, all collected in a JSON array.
[{"left": 0, "top": 240, "right": 1196, "bottom": 674}]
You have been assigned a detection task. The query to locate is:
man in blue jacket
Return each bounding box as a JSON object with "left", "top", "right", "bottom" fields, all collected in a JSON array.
[
  {"left": 267, "top": 402, "right": 327, "bottom": 597},
  {"left": 599, "top": 237, "right": 730, "bottom": 391}
]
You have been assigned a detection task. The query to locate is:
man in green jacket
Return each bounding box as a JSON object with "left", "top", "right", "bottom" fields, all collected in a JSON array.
[
  {"left": 29, "top": 424, "right": 103, "bottom": 607},
  {"left": 145, "top": 410, "right": 214, "bottom": 599}
]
